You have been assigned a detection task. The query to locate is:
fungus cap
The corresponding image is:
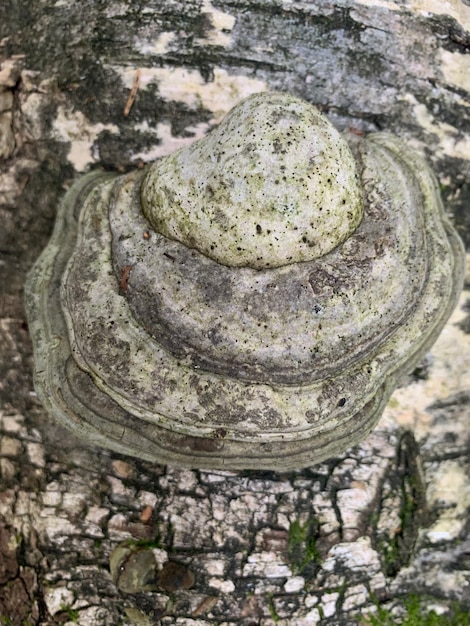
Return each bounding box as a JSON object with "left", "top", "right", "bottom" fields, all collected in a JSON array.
[{"left": 25, "top": 92, "right": 465, "bottom": 470}]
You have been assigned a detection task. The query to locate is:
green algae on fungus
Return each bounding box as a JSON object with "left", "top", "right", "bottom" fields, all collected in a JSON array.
[{"left": 25, "top": 92, "right": 465, "bottom": 470}]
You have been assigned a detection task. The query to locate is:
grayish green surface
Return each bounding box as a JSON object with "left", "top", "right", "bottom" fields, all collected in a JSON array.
[
  {"left": 24, "top": 93, "right": 465, "bottom": 470},
  {"left": 142, "top": 93, "right": 363, "bottom": 269}
]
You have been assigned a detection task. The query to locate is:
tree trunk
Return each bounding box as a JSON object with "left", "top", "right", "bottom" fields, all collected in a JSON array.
[{"left": 0, "top": 1, "right": 469, "bottom": 624}]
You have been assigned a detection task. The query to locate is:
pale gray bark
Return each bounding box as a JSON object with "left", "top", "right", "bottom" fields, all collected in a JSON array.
[{"left": 0, "top": 1, "right": 469, "bottom": 624}]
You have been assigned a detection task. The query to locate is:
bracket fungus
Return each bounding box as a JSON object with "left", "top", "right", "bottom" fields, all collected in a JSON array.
[{"left": 25, "top": 92, "right": 465, "bottom": 470}]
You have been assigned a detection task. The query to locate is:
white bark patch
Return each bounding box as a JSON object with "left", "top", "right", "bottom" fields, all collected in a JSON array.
[
  {"left": 0, "top": 111, "right": 15, "bottom": 159},
  {"left": 242, "top": 552, "right": 292, "bottom": 578},
  {"left": 26, "top": 442, "right": 45, "bottom": 468},
  {"left": 284, "top": 575, "right": 305, "bottom": 592},
  {"left": 410, "top": 0, "right": 470, "bottom": 30},
  {"left": 43, "top": 587, "right": 74, "bottom": 616},
  {"left": 350, "top": 0, "right": 401, "bottom": 9},
  {"left": 322, "top": 537, "right": 381, "bottom": 572},
  {"left": 208, "top": 577, "right": 235, "bottom": 592},
  {"left": 440, "top": 48, "right": 470, "bottom": 93},
  {"left": 321, "top": 593, "right": 339, "bottom": 618},
  {"left": 343, "top": 584, "right": 370, "bottom": 611},
  {"left": 52, "top": 106, "right": 119, "bottom": 171},
  {"left": 0, "top": 410, "right": 26, "bottom": 434},
  {"left": 196, "top": 0, "right": 236, "bottom": 48},
  {"left": 353, "top": 0, "right": 469, "bottom": 30},
  {"left": 426, "top": 460, "right": 470, "bottom": 542},
  {"left": 136, "top": 31, "right": 177, "bottom": 55},
  {"left": 0, "top": 436, "right": 22, "bottom": 457},
  {"left": 115, "top": 65, "right": 267, "bottom": 121},
  {"left": 399, "top": 93, "right": 470, "bottom": 161},
  {"left": 131, "top": 121, "right": 210, "bottom": 162}
]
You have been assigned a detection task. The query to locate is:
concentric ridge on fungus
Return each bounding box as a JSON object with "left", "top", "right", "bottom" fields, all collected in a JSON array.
[{"left": 25, "top": 92, "right": 465, "bottom": 470}]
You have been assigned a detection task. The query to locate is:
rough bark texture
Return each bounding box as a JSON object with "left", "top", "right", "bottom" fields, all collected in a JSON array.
[{"left": 0, "top": 1, "right": 469, "bottom": 624}]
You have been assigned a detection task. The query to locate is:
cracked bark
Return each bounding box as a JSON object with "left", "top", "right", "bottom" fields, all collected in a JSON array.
[{"left": 0, "top": 1, "right": 469, "bottom": 625}]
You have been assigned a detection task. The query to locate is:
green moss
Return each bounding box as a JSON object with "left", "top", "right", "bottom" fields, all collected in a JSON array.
[
  {"left": 60, "top": 605, "right": 79, "bottom": 622},
  {"left": 362, "top": 595, "right": 470, "bottom": 626},
  {"left": 378, "top": 536, "right": 401, "bottom": 574},
  {"left": 0, "top": 616, "right": 34, "bottom": 626},
  {"left": 267, "top": 595, "right": 280, "bottom": 624},
  {"left": 376, "top": 434, "right": 428, "bottom": 577},
  {"left": 288, "top": 518, "right": 322, "bottom": 574},
  {"left": 114, "top": 537, "right": 162, "bottom": 550}
]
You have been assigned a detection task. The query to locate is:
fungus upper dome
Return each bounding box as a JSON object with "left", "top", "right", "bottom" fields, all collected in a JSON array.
[{"left": 141, "top": 92, "right": 364, "bottom": 269}]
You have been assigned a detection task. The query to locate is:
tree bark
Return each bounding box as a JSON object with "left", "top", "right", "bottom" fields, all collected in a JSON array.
[{"left": 0, "top": 1, "right": 469, "bottom": 624}]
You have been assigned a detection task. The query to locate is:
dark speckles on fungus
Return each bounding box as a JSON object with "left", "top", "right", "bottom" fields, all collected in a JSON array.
[{"left": 25, "top": 92, "right": 464, "bottom": 470}]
